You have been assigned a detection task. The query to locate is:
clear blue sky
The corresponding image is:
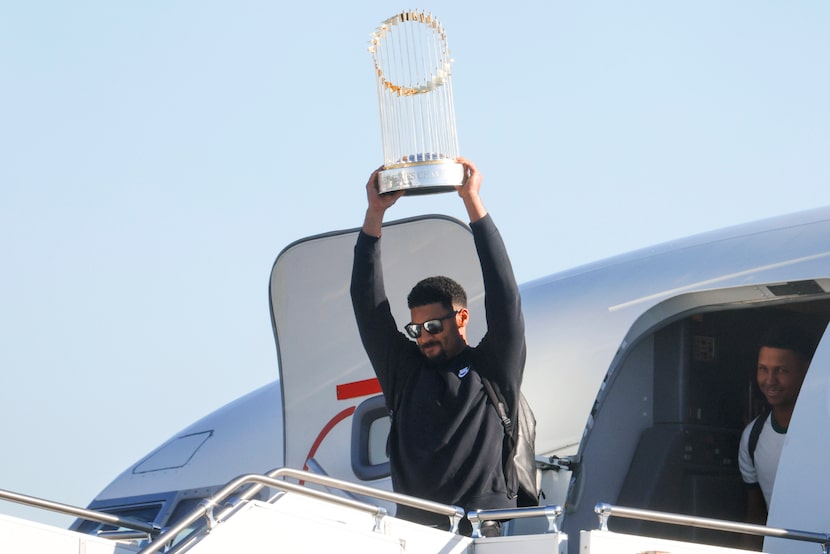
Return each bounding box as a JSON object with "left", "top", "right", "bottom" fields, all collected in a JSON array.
[{"left": 1, "top": 1, "right": 828, "bottom": 527}]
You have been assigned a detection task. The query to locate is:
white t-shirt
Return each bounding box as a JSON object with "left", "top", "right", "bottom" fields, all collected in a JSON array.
[{"left": 738, "top": 413, "right": 787, "bottom": 507}]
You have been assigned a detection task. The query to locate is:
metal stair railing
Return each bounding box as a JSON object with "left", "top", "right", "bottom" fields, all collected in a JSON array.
[
  {"left": 137, "top": 467, "right": 465, "bottom": 554},
  {"left": 0, "top": 487, "right": 161, "bottom": 539},
  {"left": 594, "top": 503, "right": 830, "bottom": 553},
  {"left": 467, "top": 504, "right": 563, "bottom": 538}
]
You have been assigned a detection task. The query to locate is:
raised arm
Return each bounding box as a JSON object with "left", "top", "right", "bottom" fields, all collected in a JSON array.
[
  {"left": 352, "top": 167, "right": 412, "bottom": 397},
  {"left": 361, "top": 166, "right": 405, "bottom": 237},
  {"left": 456, "top": 156, "right": 487, "bottom": 223},
  {"left": 460, "top": 160, "right": 525, "bottom": 389}
]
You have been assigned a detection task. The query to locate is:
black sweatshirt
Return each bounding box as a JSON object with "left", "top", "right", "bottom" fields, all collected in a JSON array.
[{"left": 350, "top": 214, "right": 526, "bottom": 524}]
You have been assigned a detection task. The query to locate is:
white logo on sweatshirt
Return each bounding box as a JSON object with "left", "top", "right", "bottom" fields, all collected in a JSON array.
[{"left": 458, "top": 366, "right": 470, "bottom": 378}]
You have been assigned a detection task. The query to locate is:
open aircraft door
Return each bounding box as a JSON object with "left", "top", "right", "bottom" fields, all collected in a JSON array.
[
  {"left": 269, "top": 215, "right": 485, "bottom": 492},
  {"left": 763, "top": 325, "right": 830, "bottom": 553}
]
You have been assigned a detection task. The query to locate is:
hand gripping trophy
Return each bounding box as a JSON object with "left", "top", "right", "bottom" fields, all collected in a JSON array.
[{"left": 369, "top": 10, "right": 463, "bottom": 195}]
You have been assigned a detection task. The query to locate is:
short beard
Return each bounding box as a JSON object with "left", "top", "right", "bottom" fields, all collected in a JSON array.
[{"left": 421, "top": 342, "right": 448, "bottom": 365}]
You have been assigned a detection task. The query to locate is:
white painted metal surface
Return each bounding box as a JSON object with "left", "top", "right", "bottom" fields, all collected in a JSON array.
[
  {"left": 580, "top": 530, "right": 754, "bottom": 554},
  {"left": 0, "top": 512, "right": 139, "bottom": 553},
  {"left": 473, "top": 532, "right": 567, "bottom": 554}
]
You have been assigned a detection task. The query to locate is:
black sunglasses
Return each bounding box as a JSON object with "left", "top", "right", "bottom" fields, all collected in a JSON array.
[{"left": 404, "top": 310, "right": 459, "bottom": 339}]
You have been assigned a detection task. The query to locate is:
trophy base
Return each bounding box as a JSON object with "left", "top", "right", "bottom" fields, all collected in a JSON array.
[{"left": 378, "top": 161, "right": 463, "bottom": 195}]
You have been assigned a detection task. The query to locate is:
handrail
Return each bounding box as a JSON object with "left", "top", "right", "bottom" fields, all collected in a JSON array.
[
  {"left": 303, "top": 457, "right": 361, "bottom": 502},
  {"left": 98, "top": 530, "right": 155, "bottom": 540},
  {"left": 138, "top": 468, "right": 465, "bottom": 554},
  {"left": 595, "top": 503, "right": 830, "bottom": 552},
  {"left": 0, "top": 487, "right": 160, "bottom": 537},
  {"left": 273, "top": 468, "right": 464, "bottom": 522},
  {"left": 467, "top": 504, "right": 563, "bottom": 538}
]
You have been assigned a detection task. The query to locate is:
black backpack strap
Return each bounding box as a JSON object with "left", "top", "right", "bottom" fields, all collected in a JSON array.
[
  {"left": 748, "top": 410, "right": 768, "bottom": 464},
  {"left": 481, "top": 376, "right": 514, "bottom": 436}
]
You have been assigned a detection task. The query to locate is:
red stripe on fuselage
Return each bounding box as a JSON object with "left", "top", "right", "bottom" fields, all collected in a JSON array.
[{"left": 336, "top": 377, "right": 381, "bottom": 400}]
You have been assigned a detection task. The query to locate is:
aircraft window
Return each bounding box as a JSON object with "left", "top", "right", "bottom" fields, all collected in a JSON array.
[
  {"left": 351, "top": 394, "right": 391, "bottom": 480},
  {"left": 368, "top": 416, "right": 391, "bottom": 466},
  {"left": 75, "top": 502, "right": 163, "bottom": 536},
  {"left": 134, "top": 431, "right": 213, "bottom": 473}
]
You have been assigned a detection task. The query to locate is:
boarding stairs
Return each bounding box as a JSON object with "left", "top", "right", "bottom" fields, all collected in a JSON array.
[
  {"left": 135, "top": 468, "right": 567, "bottom": 554},
  {"left": 2, "top": 468, "right": 829, "bottom": 553}
]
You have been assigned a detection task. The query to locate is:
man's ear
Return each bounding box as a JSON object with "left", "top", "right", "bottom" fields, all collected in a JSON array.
[{"left": 456, "top": 308, "right": 470, "bottom": 329}]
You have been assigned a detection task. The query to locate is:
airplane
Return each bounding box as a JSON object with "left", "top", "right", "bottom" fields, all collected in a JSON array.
[{"left": 2, "top": 205, "right": 830, "bottom": 553}]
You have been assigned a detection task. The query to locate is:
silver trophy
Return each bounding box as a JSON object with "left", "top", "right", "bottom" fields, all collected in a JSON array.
[{"left": 369, "top": 11, "right": 463, "bottom": 195}]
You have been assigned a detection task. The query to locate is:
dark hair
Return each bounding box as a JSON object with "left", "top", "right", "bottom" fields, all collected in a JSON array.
[
  {"left": 407, "top": 276, "right": 467, "bottom": 310},
  {"left": 758, "top": 324, "right": 818, "bottom": 362}
]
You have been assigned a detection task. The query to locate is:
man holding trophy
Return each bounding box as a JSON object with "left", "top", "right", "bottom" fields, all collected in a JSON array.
[
  {"left": 350, "top": 157, "right": 527, "bottom": 537},
  {"left": 350, "top": 12, "right": 529, "bottom": 536}
]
